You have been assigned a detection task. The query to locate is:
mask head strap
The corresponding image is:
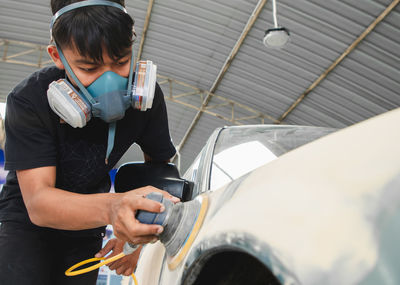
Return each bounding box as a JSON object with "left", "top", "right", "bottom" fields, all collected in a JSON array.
[
  {"left": 50, "top": 0, "right": 127, "bottom": 39},
  {"left": 56, "top": 47, "right": 97, "bottom": 104}
]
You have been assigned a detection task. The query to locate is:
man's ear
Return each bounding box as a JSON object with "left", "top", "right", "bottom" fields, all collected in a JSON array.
[{"left": 47, "top": 45, "right": 64, "bottom": 70}]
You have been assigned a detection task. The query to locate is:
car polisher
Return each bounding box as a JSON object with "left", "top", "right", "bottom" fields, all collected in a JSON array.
[
  {"left": 65, "top": 192, "right": 208, "bottom": 278},
  {"left": 124, "top": 192, "right": 208, "bottom": 266}
]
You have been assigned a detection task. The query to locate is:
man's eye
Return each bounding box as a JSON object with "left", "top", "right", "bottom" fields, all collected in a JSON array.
[
  {"left": 117, "top": 60, "right": 129, "bottom": 66},
  {"left": 80, "top": 67, "right": 97, "bottom": 72}
]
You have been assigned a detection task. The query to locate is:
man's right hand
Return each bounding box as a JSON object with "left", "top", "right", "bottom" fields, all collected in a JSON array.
[{"left": 109, "top": 186, "right": 180, "bottom": 245}]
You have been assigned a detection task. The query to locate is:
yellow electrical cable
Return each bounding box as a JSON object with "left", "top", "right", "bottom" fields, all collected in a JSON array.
[{"left": 65, "top": 252, "right": 138, "bottom": 285}]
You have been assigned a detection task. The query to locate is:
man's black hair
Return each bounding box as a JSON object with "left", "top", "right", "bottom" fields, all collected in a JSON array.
[{"left": 50, "top": 0, "right": 134, "bottom": 63}]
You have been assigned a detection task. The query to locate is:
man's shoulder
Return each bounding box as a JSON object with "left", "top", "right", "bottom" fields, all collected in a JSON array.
[
  {"left": 8, "top": 66, "right": 64, "bottom": 102},
  {"left": 32, "top": 65, "right": 65, "bottom": 83}
]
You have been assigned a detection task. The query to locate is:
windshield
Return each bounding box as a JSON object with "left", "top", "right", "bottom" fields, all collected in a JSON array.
[{"left": 210, "top": 125, "right": 336, "bottom": 190}]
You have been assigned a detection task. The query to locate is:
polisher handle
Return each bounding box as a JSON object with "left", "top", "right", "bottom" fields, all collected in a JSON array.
[
  {"left": 123, "top": 192, "right": 171, "bottom": 255},
  {"left": 136, "top": 192, "right": 170, "bottom": 225}
]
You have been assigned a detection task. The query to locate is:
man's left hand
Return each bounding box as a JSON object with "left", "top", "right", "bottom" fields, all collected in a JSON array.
[{"left": 95, "top": 238, "right": 141, "bottom": 276}]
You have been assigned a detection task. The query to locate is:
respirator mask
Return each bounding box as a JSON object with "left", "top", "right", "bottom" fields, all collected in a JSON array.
[{"left": 47, "top": 0, "right": 157, "bottom": 163}]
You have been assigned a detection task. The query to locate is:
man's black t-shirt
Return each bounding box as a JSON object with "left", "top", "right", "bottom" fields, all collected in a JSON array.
[{"left": 0, "top": 66, "right": 176, "bottom": 236}]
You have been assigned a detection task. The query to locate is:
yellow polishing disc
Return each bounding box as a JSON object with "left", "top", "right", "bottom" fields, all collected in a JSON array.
[{"left": 168, "top": 194, "right": 209, "bottom": 270}]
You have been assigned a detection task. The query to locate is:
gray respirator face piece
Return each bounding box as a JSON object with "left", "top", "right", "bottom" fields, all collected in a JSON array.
[
  {"left": 92, "top": 90, "right": 131, "bottom": 123},
  {"left": 47, "top": 0, "right": 157, "bottom": 162}
]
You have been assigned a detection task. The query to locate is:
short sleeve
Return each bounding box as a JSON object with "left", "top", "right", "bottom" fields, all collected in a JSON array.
[
  {"left": 4, "top": 92, "right": 57, "bottom": 170},
  {"left": 137, "top": 83, "right": 176, "bottom": 161}
]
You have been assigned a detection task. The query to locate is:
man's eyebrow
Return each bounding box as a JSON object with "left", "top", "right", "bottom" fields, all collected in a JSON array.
[
  {"left": 117, "top": 50, "right": 132, "bottom": 60},
  {"left": 74, "top": 58, "right": 98, "bottom": 65},
  {"left": 73, "top": 50, "right": 132, "bottom": 64}
]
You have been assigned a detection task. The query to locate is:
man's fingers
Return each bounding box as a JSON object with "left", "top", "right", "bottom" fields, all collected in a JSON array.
[
  {"left": 116, "top": 265, "right": 127, "bottom": 275},
  {"left": 126, "top": 235, "right": 158, "bottom": 246},
  {"left": 123, "top": 267, "right": 134, "bottom": 276},
  {"left": 95, "top": 238, "right": 117, "bottom": 258},
  {"left": 124, "top": 216, "right": 163, "bottom": 240},
  {"left": 135, "top": 194, "right": 165, "bottom": 213},
  {"left": 113, "top": 219, "right": 161, "bottom": 243},
  {"left": 106, "top": 245, "right": 141, "bottom": 276},
  {"left": 113, "top": 192, "right": 164, "bottom": 227},
  {"left": 112, "top": 258, "right": 131, "bottom": 275},
  {"left": 109, "top": 259, "right": 122, "bottom": 271},
  {"left": 107, "top": 260, "right": 117, "bottom": 270},
  {"left": 111, "top": 229, "right": 129, "bottom": 244},
  {"left": 131, "top": 186, "right": 180, "bottom": 203}
]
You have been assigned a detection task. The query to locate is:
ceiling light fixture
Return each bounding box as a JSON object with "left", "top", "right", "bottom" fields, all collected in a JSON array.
[{"left": 263, "top": 0, "right": 290, "bottom": 49}]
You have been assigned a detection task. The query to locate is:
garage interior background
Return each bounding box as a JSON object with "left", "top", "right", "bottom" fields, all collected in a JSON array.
[{"left": 0, "top": 0, "right": 399, "bottom": 173}]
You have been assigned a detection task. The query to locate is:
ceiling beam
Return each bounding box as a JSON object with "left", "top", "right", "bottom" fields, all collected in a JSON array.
[
  {"left": 135, "top": 0, "right": 155, "bottom": 62},
  {"left": 276, "top": 0, "right": 400, "bottom": 123},
  {"left": 0, "top": 39, "right": 52, "bottom": 67},
  {"left": 174, "top": 0, "right": 268, "bottom": 154},
  {"left": 158, "top": 74, "right": 277, "bottom": 125}
]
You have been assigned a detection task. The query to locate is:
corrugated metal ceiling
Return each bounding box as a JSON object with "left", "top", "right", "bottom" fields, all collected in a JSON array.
[{"left": 1, "top": 0, "right": 399, "bottom": 172}]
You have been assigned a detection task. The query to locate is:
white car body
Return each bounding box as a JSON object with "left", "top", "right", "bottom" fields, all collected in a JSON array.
[{"left": 135, "top": 107, "right": 400, "bottom": 285}]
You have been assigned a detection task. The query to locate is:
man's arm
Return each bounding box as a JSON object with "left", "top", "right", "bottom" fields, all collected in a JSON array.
[{"left": 17, "top": 166, "right": 174, "bottom": 244}]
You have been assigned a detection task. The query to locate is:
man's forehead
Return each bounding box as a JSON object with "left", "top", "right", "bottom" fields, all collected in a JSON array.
[{"left": 66, "top": 46, "right": 132, "bottom": 64}]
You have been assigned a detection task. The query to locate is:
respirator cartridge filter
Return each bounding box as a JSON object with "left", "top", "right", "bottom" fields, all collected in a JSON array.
[{"left": 132, "top": 60, "right": 157, "bottom": 111}]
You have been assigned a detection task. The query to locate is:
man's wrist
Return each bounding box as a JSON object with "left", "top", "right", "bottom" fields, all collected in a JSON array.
[{"left": 104, "top": 192, "right": 120, "bottom": 225}]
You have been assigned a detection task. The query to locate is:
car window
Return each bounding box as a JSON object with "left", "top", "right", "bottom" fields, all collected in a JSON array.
[
  {"left": 182, "top": 141, "right": 211, "bottom": 198},
  {"left": 210, "top": 125, "right": 336, "bottom": 190},
  {"left": 183, "top": 128, "right": 222, "bottom": 198},
  {"left": 211, "top": 140, "right": 277, "bottom": 189},
  {"left": 183, "top": 155, "right": 200, "bottom": 185}
]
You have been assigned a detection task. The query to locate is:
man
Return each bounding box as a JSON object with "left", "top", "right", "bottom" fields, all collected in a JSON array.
[{"left": 0, "top": 0, "right": 177, "bottom": 284}]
